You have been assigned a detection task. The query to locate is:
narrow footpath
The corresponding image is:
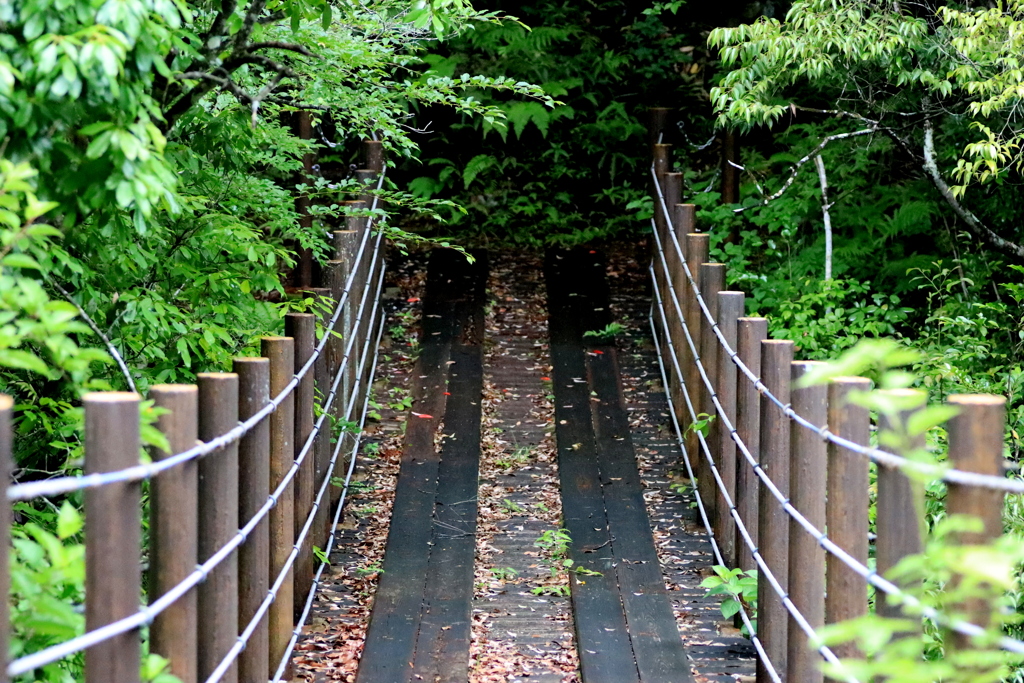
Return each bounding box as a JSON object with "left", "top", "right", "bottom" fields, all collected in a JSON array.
[{"left": 293, "top": 247, "right": 756, "bottom": 683}]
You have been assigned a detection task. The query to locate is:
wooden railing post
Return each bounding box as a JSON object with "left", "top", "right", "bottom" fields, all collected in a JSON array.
[
  {"left": 876, "top": 389, "right": 926, "bottom": 627},
  {"left": 363, "top": 139, "right": 384, "bottom": 173},
  {"left": 262, "top": 336, "right": 295, "bottom": 678},
  {"left": 652, "top": 144, "right": 671, "bottom": 257},
  {"left": 84, "top": 392, "right": 142, "bottom": 683},
  {"left": 197, "top": 373, "right": 240, "bottom": 683},
  {"left": 661, "top": 172, "right": 683, "bottom": 406},
  {"left": 670, "top": 205, "right": 696, "bottom": 427},
  {"left": 826, "top": 377, "right": 871, "bottom": 659},
  {"left": 234, "top": 358, "right": 271, "bottom": 683},
  {"left": 757, "top": 340, "right": 793, "bottom": 683},
  {"left": 715, "top": 291, "right": 744, "bottom": 569},
  {"left": 149, "top": 384, "right": 199, "bottom": 683},
  {"left": 0, "top": 394, "right": 13, "bottom": 683},
  {"left": 787, "top": 361, "right": 827, "bottom": 683},
  {"left": 683, "top": 234, "right": 708, "bottom": 468},
  {"left": 305, "top": 287, "right": 334, "bottom": 550},
  {"left": 735, "top": 317, "right": 767, "bottom": 574},
  {"left": 698, "top": 263, "right": 725, "bottom": 523},
  {"left": 285, "top": 313, "right": 316, "bottom": 617},
  {"left": 946, "top": 394, "right": 1006, "bottom": 652},
  {"left": 647, "top": 106, "right": 670, "bottom": 148}
]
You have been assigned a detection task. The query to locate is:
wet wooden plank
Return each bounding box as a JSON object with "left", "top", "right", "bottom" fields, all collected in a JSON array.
[
  {"left": 355, "top": 250, "right": 467, "bottom": 683},
  {"left": 410, "top": 344, "right": 484, "bottom": 680},
  {"left": 546, "top": 250, "right": 641, "bottom": 683}
]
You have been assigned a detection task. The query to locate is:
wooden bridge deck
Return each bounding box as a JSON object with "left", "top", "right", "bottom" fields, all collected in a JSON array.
[{"left": 295, "top": 248, "right": 756, "bottom": 682}]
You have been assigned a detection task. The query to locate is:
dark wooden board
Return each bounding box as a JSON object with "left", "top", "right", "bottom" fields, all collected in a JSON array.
[
  {"left": 355, "top": 250, "right": 481, "bottom": 683},
  {"left": 410, "top": 344, "right": 483, "bottom": 681},
  {"left": 588, "top": 349, "right": 694, "bottom": 683},
  {"left": 546, "top": 250, "right": 641, "bottom": 683}
]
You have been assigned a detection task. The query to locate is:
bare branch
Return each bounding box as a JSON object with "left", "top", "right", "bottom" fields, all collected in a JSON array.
[
  {"left": 46, "top": 277, "right": 137, "bottom": 393},
  {"left": 734, "top": 127, "right": 878, "bottom": 212},
  {"left": 248, "top": 41, "right": 319, "bottom": 58},
  {"left": 814, "top": 154, "right": 834, "bottom": 280},
  {"left": 922, "top": 119, "right": 1024, "bottom": 261}
]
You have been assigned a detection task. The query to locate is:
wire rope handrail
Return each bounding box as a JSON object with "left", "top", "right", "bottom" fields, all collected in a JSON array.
[
  {"left": 649, "top": 163, "right": 1024, "bottom": 495},
  {"left": 206, "top": 260, "right": 388, "bottom": 683},
  {"left": 648, "top": 224, "right": 1024, "bottom": 660},
  {"left": 648, "top": 255, "right": 854, "bottom": 683},
  {"left": 7, "top": 168, "right": 388, "bottom": 503},
  {"left": 6, "top": 225, "right": 388, "bottom": 678}
]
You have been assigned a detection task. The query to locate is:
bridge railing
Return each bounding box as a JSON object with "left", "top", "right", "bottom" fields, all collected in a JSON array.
[
  {"left": 0, "top": 141, "right": 390, "bottom": 683},
  {"left": 646, "top": 113, "right": 1021, "bottom": 683}
]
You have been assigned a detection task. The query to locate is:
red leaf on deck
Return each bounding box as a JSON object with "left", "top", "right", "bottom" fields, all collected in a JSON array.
[
  {"left": 407, "top": 297, "right": 420, "bottom": 303},
  {"left": 540, "top": 377, "right": 551, "bottom": 381},
  {"left": 592, "top": 349, "right": 604, "bottom": 354},
  {"left": 444, "top": 392, "right": 451, "bottom": 396}
]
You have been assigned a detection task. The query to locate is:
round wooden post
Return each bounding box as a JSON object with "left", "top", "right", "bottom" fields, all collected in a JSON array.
[
  {"left": 875, "top": 389, "right": 926, "bottom": 625},
  {"left": 756, "top": 340, "right": 793, "bottom": 683},
  {"left": 363, "top": 139, "right": 384, "bottom": 173},
  {"left": 826, "top": 377, "right": 871, "bottom": 659},
  {"left": 305, "top": 287, "right": 334, "bottom": 550},
  {"left": 652, "top": 144, "right": 672, "bottom": 253},
  {"left": 234, "top": 358, "right": 271, "bottom": 683},
  {"left": 0, "top": 395, "right": 13, "bottom": 682},
  {"left": 670, "top": 206, "right": 696, "bottom": 425},
  {"left": 715, "top": 291, "right": 744, "bottom": 568},
  {"left": 735, "top": 317, "right": 767, "bottom": 573},
  {"left": 149, "top": 385, "right": 199, "bottom": 683},
  {"left": 683, "top": 234, "right": 708, "bottom": 466},
  {"left": 285, "top": 312, "right": 316, "bottom": 617},
  {"left": 262, "top": 337, "right": 295, "bottom": 678},
  {"left": 661, "top": 172, "right": 683, "bottom": 401},
  {"left": 697, "top": 263, "right": 725, "bottom": 522},
  {"left": 946, "top": 394, "right": 1006, "bottom": 651},
  {"left": 84, "top": 392, "right": 142, "bottom": 683},
  {"left": 197, "top": 373, "right": 239, "bottom": 683},
  {"left": 647, "top": 107, "right": 670, "bottom": 148},
  {"left": 787, "top": 361, "right": 827, "bottom": 683},
  {"left": 721, "top": 130, "right": 740, "bottom": 205}
]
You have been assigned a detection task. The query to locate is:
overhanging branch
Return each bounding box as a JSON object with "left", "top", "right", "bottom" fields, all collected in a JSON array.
[{"left": 922, "top": 119, "right": 1024, "bottom": 261}]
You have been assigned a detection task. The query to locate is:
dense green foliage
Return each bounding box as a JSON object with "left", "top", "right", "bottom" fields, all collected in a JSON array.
[{"left": 0, "top": 0, "right": 550, "bottom": 676}]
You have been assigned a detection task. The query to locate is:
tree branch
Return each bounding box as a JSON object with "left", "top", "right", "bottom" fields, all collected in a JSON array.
[
  {"left": 734, "top": 127, "right": 878, "bottom": 213},
  {"left": 922, "top": 119, "right": 1024, "bottom": 261},
  {"left": 814, "top": 154, "right": 834, "bottom": 280},
  {"left": 46, "top": 277, "right": 137, "bottom": 393}
]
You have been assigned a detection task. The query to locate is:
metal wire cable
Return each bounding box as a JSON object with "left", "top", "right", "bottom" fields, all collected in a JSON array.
[
  {"left": 6, "top": 232, "right": 387, "bottom": 677},
  {"left": 205, "top": 263, "right": 388, "bottom": 683},
  {"left": 646, "top": 304, "right": 780, "bottom": 682},
  {"left": 648, "top": 228, "right": 1024, "bottom": 658},
  {"left": 7, "top": 168, "right": 388, "bottom": 503},
  {"left": 648, "top": 266, "right": 856, "bottom": 683},
  {"left": 269, "top": 281, "right": 389, "bottom": 683},
  {"left": 649, "top": 163, "right": 1024, "bottom": 495}
]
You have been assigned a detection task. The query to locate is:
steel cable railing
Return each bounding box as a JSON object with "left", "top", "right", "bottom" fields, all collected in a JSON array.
[
  {"left": 206, "top": 257, "right": 388, "bottom": 683},
  {"left": 6, "top": 173, "right": 389, "bottom": 677},
  {"left": 7, "top": 230, "right": 387, "bottom": 678},
  {"left": 7, "top": 169, "right": 388, "bottom": 503},
  {"left": 647, "top": 190, "right": 1024, "bottom": 660},
  {"left": 647, "top": 240, "right": 855, "bottom": 683},
  {"left": 270, "top": 283, "right": 389, "bottom": 682},
  {"left": 650, "top": 164, "right": 1024, "bottom": 496}
]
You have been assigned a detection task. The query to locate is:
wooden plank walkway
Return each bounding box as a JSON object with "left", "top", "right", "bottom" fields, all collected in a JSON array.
[
  {"left": 545, "top": 249, "right": 694, "bottom": 683},
  {"left": 338, "top": 247, "right": 755, "bottom": 683},
  {"left": 356, "top": 249, "right": 487, "bottom": 683}
]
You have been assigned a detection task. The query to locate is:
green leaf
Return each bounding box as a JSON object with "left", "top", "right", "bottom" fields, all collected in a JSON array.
[
  {"left": 2, "top": 253, "right": 40, "bottom": 270},
  {"left": 56, "top": 501, "right": 83, "bottom": 540},
  {"left": 0, "top": 349, "right": 50, "bottom": 375}
]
